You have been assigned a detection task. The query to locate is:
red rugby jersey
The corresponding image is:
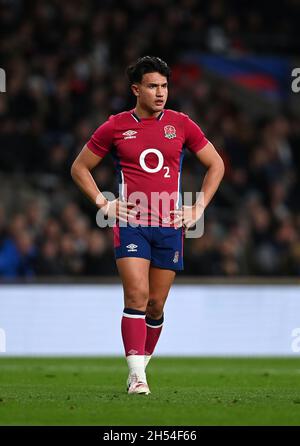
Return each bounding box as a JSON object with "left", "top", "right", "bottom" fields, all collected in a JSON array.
[{"left": 87, "top": 109, "right": 208, "bottom": 226}]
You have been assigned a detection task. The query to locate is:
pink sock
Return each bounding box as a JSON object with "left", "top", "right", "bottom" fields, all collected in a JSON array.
[
  {"left": 145, "top": 314, "right": 164, "bottom": 356},
  {"left": 121, "top": 308, "right": 146, "bottom": 356}
]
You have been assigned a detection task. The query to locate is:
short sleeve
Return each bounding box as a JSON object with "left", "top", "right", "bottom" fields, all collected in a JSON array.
[
  {"left": 86, "top": 115, "right": 114, "bottom": 158},
  {"left": 184, "top": 115, "right": 208, "bottom": 154}
]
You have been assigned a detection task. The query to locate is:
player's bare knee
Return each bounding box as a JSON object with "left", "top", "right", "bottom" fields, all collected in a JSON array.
[
  {"left": 146, "top": 299, "right": 165, "bottom": 319},
  {"left": 125, "top": 289, "right": 149, "bottom": 311}
]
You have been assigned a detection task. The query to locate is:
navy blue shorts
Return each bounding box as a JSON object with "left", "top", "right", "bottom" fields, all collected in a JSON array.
[{"left": 113, "top": 225, "right": 184, "bottom": 271}]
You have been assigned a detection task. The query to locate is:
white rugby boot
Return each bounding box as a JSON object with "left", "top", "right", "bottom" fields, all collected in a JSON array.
[{"left": 127, "top": 373, "right": 151, "bottom": 395}]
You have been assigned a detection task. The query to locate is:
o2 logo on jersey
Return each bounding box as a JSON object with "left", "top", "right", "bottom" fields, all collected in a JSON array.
[{"left": 139, "top": 148, "right": 170, "bottom": 178}]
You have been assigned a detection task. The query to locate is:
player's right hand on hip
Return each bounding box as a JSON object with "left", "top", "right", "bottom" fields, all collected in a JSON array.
[{"left": 101, "top": 198, "right": 137, "bottom": 223}]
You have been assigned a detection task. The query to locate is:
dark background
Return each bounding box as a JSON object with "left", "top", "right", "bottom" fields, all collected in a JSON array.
[{"left": 1, "top": 0, "right": 300, "bottom": 279}]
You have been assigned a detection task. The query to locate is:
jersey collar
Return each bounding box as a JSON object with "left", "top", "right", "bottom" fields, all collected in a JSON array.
[{"left": 131, "top": 110, "right": 164, "bottom": 122}]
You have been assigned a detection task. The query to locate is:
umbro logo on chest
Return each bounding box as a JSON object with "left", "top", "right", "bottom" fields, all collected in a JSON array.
[{"left": 122, "top": 130, "right": 137, "bottom": 139}]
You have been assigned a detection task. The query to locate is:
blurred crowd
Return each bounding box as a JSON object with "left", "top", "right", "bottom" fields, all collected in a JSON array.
[{"left": 1, "top": 0, "right": 300, "bottom": 278}]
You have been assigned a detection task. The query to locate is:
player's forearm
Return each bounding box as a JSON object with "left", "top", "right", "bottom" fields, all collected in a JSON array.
[
  {"left": 71, "top": 165, "right": 108, "bottom": 208},
  {"left": 195, "top": 161, "right": 224, "bottom": 209}
]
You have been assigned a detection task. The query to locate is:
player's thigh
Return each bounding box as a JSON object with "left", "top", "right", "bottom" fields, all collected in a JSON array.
[
  {"left": 148, "top": 266, "right": 176, "bottom": 305},
  {"left": 116, "top": 257, "right": 150, "bottom": 308}
]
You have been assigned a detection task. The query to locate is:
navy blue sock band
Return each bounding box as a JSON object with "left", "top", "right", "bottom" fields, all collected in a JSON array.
[
  {"left": 145, "top": 314, "right": 164, "bottom": 327},
  {"left": 123, "top": 308, "right": 146, "bottom": 316}
]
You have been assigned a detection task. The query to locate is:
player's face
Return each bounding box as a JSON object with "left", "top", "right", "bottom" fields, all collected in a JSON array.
[{"left": 133, "top": 72, "right": 168, "bottom": 113}]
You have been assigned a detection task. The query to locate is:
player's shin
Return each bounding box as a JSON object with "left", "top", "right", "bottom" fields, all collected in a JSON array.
[
  {"left": 145, "top": 314, "right": 164, "bottom": 368},
  {"left": 121, "top": 308, "right": 147, "bottom": 382}
]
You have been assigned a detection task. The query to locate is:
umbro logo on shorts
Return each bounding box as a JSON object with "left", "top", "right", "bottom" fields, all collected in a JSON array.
[
  {"left": 126, "top": 243, "right": 138, "bottom": 252},
  {"left": 123, "top": 130, "right": 137, "bottom": 139}
]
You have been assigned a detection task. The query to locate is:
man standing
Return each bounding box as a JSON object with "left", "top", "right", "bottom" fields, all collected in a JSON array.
[{"left": 71, "top": 56, "right": 224, "bottom": 395}]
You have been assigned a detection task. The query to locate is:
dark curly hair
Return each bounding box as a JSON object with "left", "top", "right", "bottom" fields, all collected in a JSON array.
[{"left": 126, "top": 56, "right": 171, "bottom": 84}]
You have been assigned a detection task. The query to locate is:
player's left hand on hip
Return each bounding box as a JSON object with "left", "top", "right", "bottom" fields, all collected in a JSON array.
[{"left": 181, "top": 204, "right": 204, "bottom": 230}]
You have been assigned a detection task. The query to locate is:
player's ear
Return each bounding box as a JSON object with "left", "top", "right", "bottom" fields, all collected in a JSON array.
[{"left": 131, "top": 83, "right": 139, "bottom": 97}]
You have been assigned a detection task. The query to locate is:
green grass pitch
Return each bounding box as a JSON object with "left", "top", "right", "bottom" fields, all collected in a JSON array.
[{"left": 0, "top": 357, "right": 300, "bottom": 425}]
